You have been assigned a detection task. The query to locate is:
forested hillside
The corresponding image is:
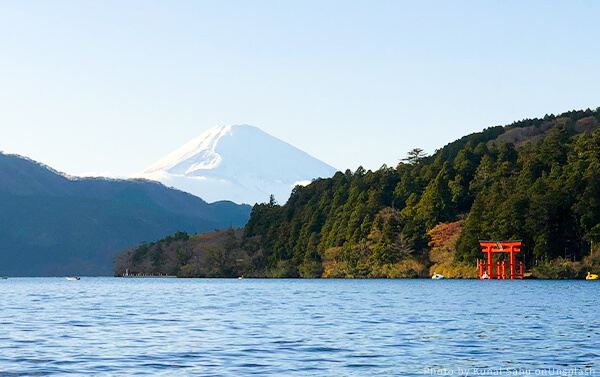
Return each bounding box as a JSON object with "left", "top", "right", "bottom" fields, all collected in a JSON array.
[{"left": 118, "top": 108, "right": 600, "bottom": 278}]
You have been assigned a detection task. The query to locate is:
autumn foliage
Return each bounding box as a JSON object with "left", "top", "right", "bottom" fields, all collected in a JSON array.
[{"left": 427, "top": 221, "right": 477, "bottom": 278}]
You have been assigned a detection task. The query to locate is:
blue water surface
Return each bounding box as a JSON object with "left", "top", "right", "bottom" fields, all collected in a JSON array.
[{"left": 0, "top": 278, "right": 598, "bottom": 376}]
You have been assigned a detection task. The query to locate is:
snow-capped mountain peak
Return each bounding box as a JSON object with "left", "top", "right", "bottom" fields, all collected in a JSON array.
[
  {"left": 135, "top": 125, "right": 337, "bottom": 205},
  {"left": 145, "top": 124, "right": 233, "bottom": 174}
]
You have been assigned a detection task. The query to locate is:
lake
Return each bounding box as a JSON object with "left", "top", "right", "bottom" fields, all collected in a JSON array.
[{"left": 0, "top": 278, "right": 598, "bottom": 376}]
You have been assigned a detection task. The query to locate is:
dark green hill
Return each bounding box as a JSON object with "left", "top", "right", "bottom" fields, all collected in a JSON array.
[
  {"left": 114, "top": 228, "right": 248, "bottom": 278},
  {"left": 0, "top": 153, "right": 251, "bottom": 276},
  {"left": 117, "top": 108, "right": 600, "bottom": 279}
]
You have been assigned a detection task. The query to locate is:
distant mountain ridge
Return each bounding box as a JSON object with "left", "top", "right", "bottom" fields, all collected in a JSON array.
[
  {"left": 436, "top": 108, "right": 600, "bottom": 162},
  {"left": 136, "top": 124, "right": 338, "bottom": 204},
  {"left": 0, "top": 152, "right": 251, "bottom": 276}
]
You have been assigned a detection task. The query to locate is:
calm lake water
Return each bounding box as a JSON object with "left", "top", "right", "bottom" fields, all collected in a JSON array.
[{"left": 0, "top": 278, "right": 598, "bottom": 376}]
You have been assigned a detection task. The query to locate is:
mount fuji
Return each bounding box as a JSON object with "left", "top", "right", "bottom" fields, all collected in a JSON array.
[{"left": 136, "top": 125, "right": 338, "bottom": 204}]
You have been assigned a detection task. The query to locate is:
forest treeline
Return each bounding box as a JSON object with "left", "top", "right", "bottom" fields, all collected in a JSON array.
[{"left": 115, "top": 108, "right": 600, "bottom": 279}]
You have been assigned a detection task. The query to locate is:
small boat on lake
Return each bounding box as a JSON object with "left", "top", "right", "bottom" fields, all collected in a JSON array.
[
  {"left": 586, "top": 272, "right": 598, "bottom": 280},
  {"left": 431, "top": 273, "right": 445, "bottom": 280},
  {"left": 66, "top": 277, "right": 80, "bottom": 281}
]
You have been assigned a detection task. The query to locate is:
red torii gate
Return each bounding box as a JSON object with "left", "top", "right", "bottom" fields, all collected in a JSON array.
[{"left": 479, "top": 240, "right": 524, "bottom": 279}]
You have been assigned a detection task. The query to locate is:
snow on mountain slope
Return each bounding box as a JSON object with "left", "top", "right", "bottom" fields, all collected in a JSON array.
[{"left": 136, "top": 125, "right": 338, "bottom": 204}]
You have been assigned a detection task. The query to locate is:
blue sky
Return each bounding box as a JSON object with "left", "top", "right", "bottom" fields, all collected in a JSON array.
[{"left": 1, "top": 0, "right": 599, "bottom": 177}]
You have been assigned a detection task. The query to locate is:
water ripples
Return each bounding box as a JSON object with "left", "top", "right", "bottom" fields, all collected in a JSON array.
[{"left": 0, "top": 278, "right": 598, "bottom": 375}]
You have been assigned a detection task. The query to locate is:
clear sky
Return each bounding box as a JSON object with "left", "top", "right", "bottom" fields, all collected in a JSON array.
[{"left": 1, "top": 0, "right": 599, "bottom": 177}]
